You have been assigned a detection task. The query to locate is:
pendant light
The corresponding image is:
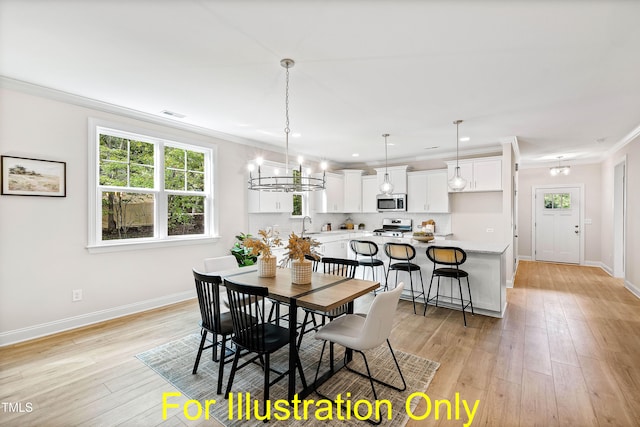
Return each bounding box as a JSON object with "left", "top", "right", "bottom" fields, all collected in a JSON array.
[
  {"left": 379, "top": 133, "right": 394, "bottom": 195},
  {"left": 448, "top": 119, "right": 468, "bottom": 191},
  {"left": 549, "top": 156, "right": 570, "bottom": 176},
  {"left": 247, "top": 59, "right": 326, "bottom": 192}
]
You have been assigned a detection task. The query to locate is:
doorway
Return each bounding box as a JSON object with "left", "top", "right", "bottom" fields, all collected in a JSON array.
[
  {"left": 532, "top": 185, "right": 583, "bottom": 264},
  {"left": 613, "top": 158, "right": 626, "bottom": 277}
]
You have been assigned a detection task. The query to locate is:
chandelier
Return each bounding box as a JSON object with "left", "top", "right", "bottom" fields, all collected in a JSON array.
[
  {"left": 379, "top": 133, "right": 394, "bottom": 195},
  {"left": 448, "top": 119, "right": 468, "bottom": 191},
  {"left": 247, "top": 59, "right": 326, "bottom": 192},
  {"left": 549, "top": 156, "right": 570, "bottom": 176}
]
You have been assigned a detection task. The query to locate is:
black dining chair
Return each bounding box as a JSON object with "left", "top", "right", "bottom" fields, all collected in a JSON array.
[
  {"left": 192, "top": 269, "right": 235, "bottom": 395},
  {"left": 425, "top": 246, "right": 474, "bottom": 326},
  {"left": 296, "top": 257, "right": 359, "bottom": 348},
  {"left": 223, "top": 278, "right": 307, "bottom": 414},
  {"left": 384, "top": 242, "right": 426, "bottom": 315}
]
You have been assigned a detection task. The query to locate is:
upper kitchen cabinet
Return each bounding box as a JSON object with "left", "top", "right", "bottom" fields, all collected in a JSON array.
[
  {"left": 361, "top": 175, "right": 378, "bottom": 213},
  {"left": 313, "top": 172, "right": 344, "bottom": 213},
  {"left": 342, "top": 170, "right": 364, "bottom": 213},
  {"left": 407, "top": 169, "right": 450, "bottom": 213},
  {"left": 446, "top": 156, "right": 502, "bottom": 192},
  {"left": 374, "top": 165, "right": 408, "bottom": 194},
  {"left": 247, "top": 163, "right": 294, "bottom": 213}
]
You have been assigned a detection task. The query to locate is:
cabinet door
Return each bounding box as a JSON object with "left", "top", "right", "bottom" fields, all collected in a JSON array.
[
  {"left": 343, "top": 171, "right": 362, "bottom": 212},
  {"left": 425, "top": 170, "right": 449, "bottom": 212},
  {"left": 326, "top": 174, "right": 344, "bottom": 212},
  {"left": 314, "top": 173, "right": 344, "bottom": 213},
  {"left": 322, "top": 240, "right": 348, "bottom": 258},
  {"left": 407, "top": 173, "right": 428, "bottom": 212},
  {"left": 361, "top": 176, "right": 378, "bottom": 213},
  {"left": 447, "top": 162, "right": 473, "bottom": 192},
  {"left": 473, "top": 158, "right": 502, "bottom": 191}
]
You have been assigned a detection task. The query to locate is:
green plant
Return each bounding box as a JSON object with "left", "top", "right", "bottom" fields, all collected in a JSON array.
[{"left": 230, "top": 233, "right": 258, "bottom": 267}]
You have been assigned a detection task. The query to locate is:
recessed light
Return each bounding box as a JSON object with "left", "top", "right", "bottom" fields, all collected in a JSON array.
[
  {"left": 424, "top": 146, "right": 439, "bottom": 150},
  {"left": 459, "top": 137, "right": 470, "bottom": 142},
  {"left": 352, "top": 153, "right": 360, "bottom": 157},
  {"left": 160, "top": 110, "right": 186, "bottom": 119},
  {"left": 291, "top": 132, "right": 302, "bottom": 138}
]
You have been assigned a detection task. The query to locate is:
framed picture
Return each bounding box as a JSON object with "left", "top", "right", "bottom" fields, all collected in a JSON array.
[{"left": 1, "top": 155, "right": 67, "bottom": 197}]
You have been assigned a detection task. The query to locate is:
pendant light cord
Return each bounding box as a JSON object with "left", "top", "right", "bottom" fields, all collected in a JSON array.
[{"left": 284, "top": 62, "right": 290, "bottom": 174}]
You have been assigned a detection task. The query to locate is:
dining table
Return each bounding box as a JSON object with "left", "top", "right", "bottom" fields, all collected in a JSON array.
[{"left": 221, "top": 266, "right": 379, "bottom": 400}]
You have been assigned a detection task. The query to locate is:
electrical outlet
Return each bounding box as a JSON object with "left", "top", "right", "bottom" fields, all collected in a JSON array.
[
  {"left": 72, "top": 289, "right": 83, "bottom": 302},
  {"left": 486, "top": 228, "right": 494, "bottom": 233}
]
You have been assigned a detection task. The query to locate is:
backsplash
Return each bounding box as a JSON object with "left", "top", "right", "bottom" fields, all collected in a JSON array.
[{"left": 248, "top": 212, "right": 451, "bottom": 236}]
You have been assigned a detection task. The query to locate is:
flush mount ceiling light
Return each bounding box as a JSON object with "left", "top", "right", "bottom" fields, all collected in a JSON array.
[
  {"left": 247, "top": 59, "right": 326, "bottom": 192},
  {"left": 379, "top": 133, "right": 394, "bottom": 195},
  {"left": 448, "top": 120, "right": 468, "bottom": 191},
  {"left": 550, "top": 156, "right": 570, "bottom": 176}
]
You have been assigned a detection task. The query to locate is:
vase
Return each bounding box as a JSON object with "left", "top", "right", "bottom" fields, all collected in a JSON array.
[
  {"left": 257, "top": 256, "right": 277, "bottom": 278},
  {"left": 291, "top": 259, "right": 312, "bottom": 284}
]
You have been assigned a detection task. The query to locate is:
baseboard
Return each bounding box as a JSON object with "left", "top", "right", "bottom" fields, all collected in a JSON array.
[
  {"left": 0, "top": 291, "right": 195, "bottom": 347},
  {"left": 518, "top": 256, "right": 532, "bottom": 262},
  {"left": 625, "top": 280, "right": 640, "bottom": 300}
]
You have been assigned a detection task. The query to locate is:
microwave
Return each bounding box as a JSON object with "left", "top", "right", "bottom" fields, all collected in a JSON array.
[{"left": 376, "top": 193, "right": 407, "bottom": 212}]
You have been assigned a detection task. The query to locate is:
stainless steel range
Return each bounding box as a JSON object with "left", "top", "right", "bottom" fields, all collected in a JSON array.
[{"left": 373, "top": 218, "right": 413, "bottom": 237}]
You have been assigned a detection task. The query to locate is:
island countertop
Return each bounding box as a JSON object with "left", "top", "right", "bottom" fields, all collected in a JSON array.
[{"left": 402, "top": 238, "right": 509, "bottom": 255}]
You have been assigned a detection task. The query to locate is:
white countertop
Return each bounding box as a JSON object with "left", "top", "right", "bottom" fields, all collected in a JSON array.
[{"left": 407, "top": 238, "right": 509, "bottom": 255}]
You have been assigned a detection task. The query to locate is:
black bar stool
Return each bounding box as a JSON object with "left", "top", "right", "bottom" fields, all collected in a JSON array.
[
  {"left": 384, "top": 242, "right": 426, "bottom": 315},
  {"left": 350, "top": 240, "right": 387, "bottom": 290},
  {"left": 425, "top": 246, "right": 474, "bottom": 326}
]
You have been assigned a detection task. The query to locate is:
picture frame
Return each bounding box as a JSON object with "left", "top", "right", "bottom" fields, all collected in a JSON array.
[{"left": 1, "top": 155, "right": 67, "bottom": 197}]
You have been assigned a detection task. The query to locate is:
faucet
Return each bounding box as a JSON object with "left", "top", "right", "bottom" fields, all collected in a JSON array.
[{"left": 301, "top": 216, "right": 312, "bottom": 237}]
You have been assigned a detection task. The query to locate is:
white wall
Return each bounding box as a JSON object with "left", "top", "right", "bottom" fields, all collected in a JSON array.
[
  {"left": 0, "top": 88, "right": 256, "bottom": 345},
  {"left": 517, "top": 163, "right": 603, "bottom": 264}
]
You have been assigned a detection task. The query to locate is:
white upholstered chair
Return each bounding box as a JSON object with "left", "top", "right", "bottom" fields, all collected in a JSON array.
[{"left": 313, "top": 283, "right": 407, "bottom": 424}]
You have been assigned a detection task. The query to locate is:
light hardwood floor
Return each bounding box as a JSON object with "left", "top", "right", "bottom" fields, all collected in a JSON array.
[{"left": 1, "top": 261, "right": 639, "bottom": 426}]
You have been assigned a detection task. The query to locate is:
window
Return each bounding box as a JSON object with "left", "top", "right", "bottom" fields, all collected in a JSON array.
[
  {"left": 89, "top": 121, "right": 215, "bottom": 249},
  {"left": 544, "top": 193, "right": 571, "bottom": 209}
]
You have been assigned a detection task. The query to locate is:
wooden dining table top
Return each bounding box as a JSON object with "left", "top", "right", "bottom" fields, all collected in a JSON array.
[{"left": 221, "top": 267, "right": 379, "bottom": 311}]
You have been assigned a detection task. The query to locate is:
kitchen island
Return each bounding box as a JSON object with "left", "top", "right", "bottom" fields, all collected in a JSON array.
[{"left": 348, "top": 236, "right": 509, "bottom": 318}]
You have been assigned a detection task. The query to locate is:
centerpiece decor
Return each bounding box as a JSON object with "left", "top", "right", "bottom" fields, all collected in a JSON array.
[
  {"left": 279, "top": 232, "right": 321, "bottom": 285},
  {"left": 243, "top": 229, "right": 282, "bottom": 278}
]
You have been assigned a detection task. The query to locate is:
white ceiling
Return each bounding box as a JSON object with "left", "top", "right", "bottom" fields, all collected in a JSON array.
[{"left": 1, "top": 0, "right": 639, "bottom": 168}]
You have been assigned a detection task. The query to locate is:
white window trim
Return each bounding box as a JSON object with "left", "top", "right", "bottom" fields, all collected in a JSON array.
[{"left": 87, "top": 118, "right": 219, "bottom": 252}]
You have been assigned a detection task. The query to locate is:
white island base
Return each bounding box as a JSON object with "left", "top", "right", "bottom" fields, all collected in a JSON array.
[{"left": 351, "top": 237, "right": 509, "bottom": 318}]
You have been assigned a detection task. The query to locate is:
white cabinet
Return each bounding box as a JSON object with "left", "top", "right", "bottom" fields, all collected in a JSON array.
[
  {"left": 342, "top": 170, "right": 364, "bottom": 213},
  {"left": 374, "top": 165, "right": 408, "bottom": 194},
  {"left": 321, "top": 239, "right": 348, "bottom": 258},
  {"left": 446, "top": 156, "right": 502, "bottom": 192},
  {"left": 313, "top": 172, "right": 344, "bottom": 213},
  {"left": 407, "top": 169, "right": 450, "bottom": 212},
  {"left": 247, "top": 164, "right": 294, "bottom": 213},
  {"left": 361, "top": 175, "right": 378, "bottom": 213}
]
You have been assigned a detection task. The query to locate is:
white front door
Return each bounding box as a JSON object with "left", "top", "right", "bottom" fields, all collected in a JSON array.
[{"left": 535, "top": 187, "right": 580, "bottom": 264}]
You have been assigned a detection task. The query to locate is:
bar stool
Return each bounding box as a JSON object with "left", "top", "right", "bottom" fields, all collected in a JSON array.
[
  {"left": 425, "top": 246, "right": 474, "bottom": 326},
  {"left": 349, "top": 240, "right": 386, "bottom": 289},
  {"left": 384, "top": 242, "right": 426, "bottom": 315}
]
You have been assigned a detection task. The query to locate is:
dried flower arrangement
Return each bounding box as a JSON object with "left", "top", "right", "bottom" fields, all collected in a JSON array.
[
  {"left": 279, "top": 232, "right": 322, "bottom": 267},
  {"left": 242, "top": 229, "right": 282, "bottom": 259}
]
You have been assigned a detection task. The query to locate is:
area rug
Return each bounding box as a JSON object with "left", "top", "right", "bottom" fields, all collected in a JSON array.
[{"left": 136, "top": 333, "right": 439, "bottom": 426}]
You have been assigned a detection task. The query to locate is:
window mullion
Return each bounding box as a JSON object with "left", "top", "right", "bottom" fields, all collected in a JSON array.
[{"left": 156, "top": 141, "right": 167, "bottom": 239}]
